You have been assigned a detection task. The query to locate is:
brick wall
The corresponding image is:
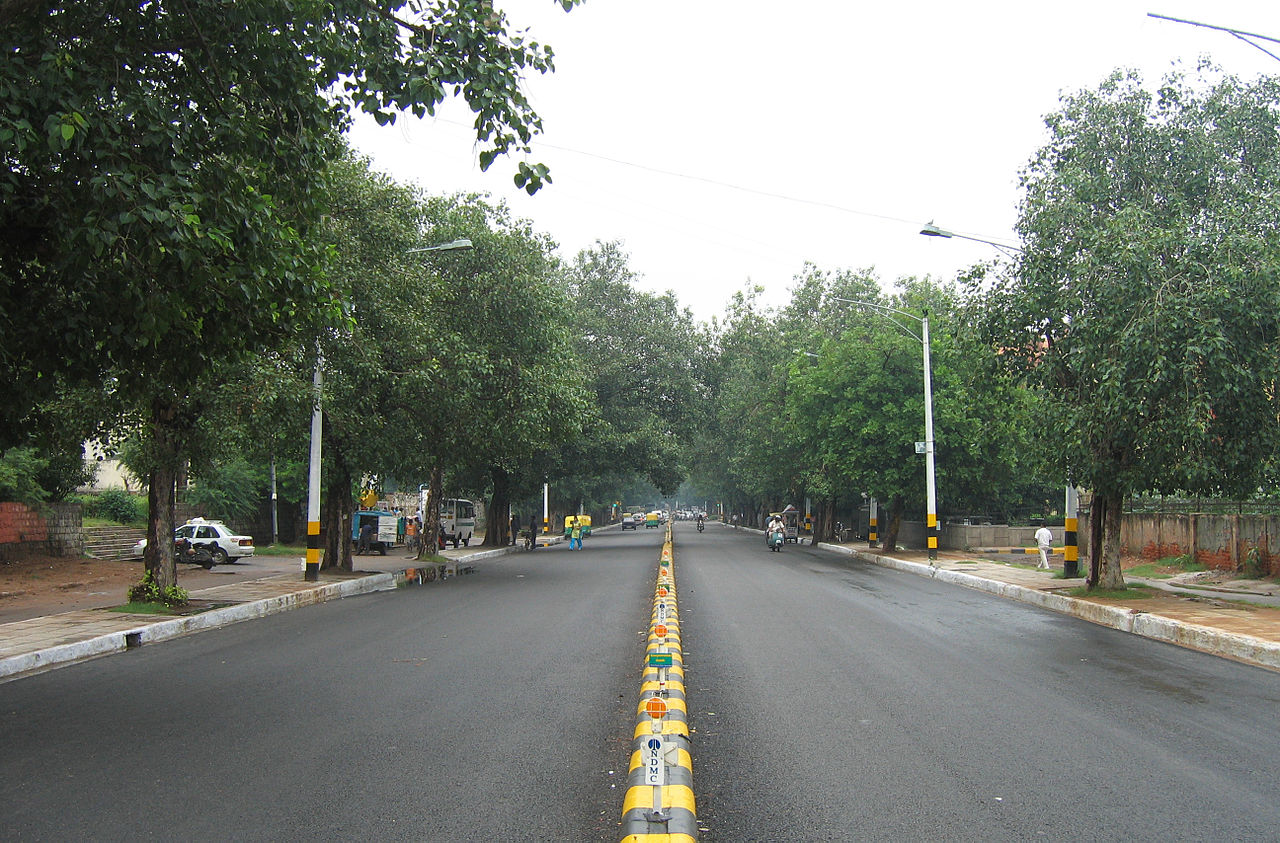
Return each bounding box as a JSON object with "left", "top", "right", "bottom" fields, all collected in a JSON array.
[{"left": 0, "top": 501, "right": 83, "bottom": 561}]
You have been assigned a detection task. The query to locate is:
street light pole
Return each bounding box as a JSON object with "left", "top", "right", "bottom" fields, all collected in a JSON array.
[
  {"left": 920, "top": 220, "right": 1080, "bottom": 575},
  {"left": 303, "top": 346, "right": 324, "bottom": 581},
  {"left": 303, "top": 237, "right": 474, "bottom": 581},
  {"left": 831, "top": 296, "right": 939, "bottom": 560},
  {"left": 921, "top": 313, "right": 937, "bottom": 559}
]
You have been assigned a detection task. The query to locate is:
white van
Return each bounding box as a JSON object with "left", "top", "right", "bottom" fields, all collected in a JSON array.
[{"left": 439, "top": 498, "right": 476, "bottom": 547}]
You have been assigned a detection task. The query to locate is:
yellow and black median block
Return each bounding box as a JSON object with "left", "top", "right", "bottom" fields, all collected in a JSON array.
[{"left": 621, "top": 533, "right": 698, "bottom": 841}]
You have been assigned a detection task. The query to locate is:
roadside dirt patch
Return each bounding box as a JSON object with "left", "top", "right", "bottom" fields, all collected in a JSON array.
[
  {"left": 0, "top": 554, "right": 144, "bottom": 623},
  {"left": 0, "top": 552, "right": 306, "bottom": 625}
]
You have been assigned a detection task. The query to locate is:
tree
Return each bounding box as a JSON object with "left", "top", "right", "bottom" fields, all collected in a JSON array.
[
  {"left": 696, "top": 265, "right": 1046, "bottom": 548},
  {"left": 552, "top": 242, "right": 703, "bottom": 506},
  {"left": 1, "top": 1, "right": 579, "bottom": 591},
  {"left": 422, "top": 196, "right": 588, "bottom": 548},
  {"left": 978, "top": 67, "right": 1280, "bottom": 588},
  {"left": 700, "top": 286, "right": 796, "bottom": 525}
]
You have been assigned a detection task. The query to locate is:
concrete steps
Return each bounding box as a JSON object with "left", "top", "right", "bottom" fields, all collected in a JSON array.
[{"left": 84, "top": 526, "right": 145, "bottom": 560}]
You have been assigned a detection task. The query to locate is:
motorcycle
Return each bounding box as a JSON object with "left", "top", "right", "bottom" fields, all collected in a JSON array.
[
  {"left": 697, "top": 520, "right": 705, "bottom": 533},
  {"left": 767, "top": 528, "right": 784, "bottom": 552},
  {"left": 176, "top": 537, "right": 216, "bottom": 569}
]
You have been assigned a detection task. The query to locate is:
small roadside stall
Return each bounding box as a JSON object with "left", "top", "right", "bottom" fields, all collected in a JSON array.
[{"left": 352, "top": 509, "right": 399, "bottom": 555}]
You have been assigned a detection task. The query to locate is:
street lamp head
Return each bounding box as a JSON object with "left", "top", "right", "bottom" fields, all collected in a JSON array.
[
  {"left": 919, "top": 220, "right": 1023, "bottom": 256},
  {"left": 407, "top": 238, "right": 474, "bottom": 254}
]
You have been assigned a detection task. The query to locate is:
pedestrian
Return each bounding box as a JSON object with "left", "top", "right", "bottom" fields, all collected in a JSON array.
[
  {"left": 406, "top": 516, "right": 419, "bottom": 553},
  {"left": 510, "top": 510, "right": 519, "bottom": 546},
  {"left": 1035, "top": 524, "right": 1054, "bottom": 570},
  {"left": 529, "top": 514, "right": 538, "bottom": 550},
  {"left": 357, "top": 520, "right": 375, "bottom": 555},
  {"left": 569, "top": 516, "right": 583, "bottom": 550}
]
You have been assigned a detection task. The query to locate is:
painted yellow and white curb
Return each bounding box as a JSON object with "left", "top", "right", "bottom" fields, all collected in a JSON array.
[{"left": 621, "top": 527, "right": 698, "bottom": 842}]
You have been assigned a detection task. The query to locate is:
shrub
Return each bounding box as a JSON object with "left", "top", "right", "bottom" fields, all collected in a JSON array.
[
  {"left": 94, "top": 488, "right": 144, "bottom": 524},
  {"left": 128, "top": 570, "right": 189, "bottom": 606},
  {"left": 0, "top": 447, "right": 49, "bottom": 506}
]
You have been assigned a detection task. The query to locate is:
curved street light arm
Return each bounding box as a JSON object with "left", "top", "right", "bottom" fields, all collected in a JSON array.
[
  {"left": 828, "top": 296, "right": 923, "bottom": 343},
  {"left": 920, "top": 222, "right": 1023, "bottom": 258}
]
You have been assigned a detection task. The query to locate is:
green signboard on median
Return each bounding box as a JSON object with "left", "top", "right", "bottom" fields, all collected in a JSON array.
[{"left": 648, "top": 652, "right": 673, "bottom": 667}]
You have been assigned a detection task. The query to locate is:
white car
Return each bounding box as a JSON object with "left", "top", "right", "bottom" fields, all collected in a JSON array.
[{"left": 133, "top": 517, "right": 256, "bottom": 564}]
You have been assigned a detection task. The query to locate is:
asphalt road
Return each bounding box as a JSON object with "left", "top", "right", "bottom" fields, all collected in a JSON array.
[
  {"left": 681, "top": 523, "right": 1280, "bottom": 841},
  {"left": 0, "top": 529, "right": 665, "bottom": 841},
  {"left": 3, "top": 523, "right": 1279, "bottom": 841}
]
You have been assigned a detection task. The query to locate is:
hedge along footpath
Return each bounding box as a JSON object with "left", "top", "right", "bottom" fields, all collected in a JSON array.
[{"left": 621, "top": 525, "right": 698, "bottom": 842}]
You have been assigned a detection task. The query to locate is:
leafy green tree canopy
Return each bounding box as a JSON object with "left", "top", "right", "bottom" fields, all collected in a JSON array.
[
  {"left": 0, "top": 0, "right": 579, "bottom": 445},
  {"left": 978, "top": 66, "right": 1280, "bottom": 586}
]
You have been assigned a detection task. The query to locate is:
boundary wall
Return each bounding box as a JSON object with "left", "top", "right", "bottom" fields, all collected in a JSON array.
[{"left": 0, "top": 502, "right": 82, "bottom": 561}]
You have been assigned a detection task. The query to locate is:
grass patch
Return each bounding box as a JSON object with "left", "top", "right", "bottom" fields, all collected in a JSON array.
[
  {"left": 1065, "top": 584, "right": 1156, "bottom": 600},
  {"left": 1127, "top": 554, "right": 1206, "bottom": 579},
  {"left": 253, "top": 543, "right": 308, "bottom": 557},
  {"left": 110, "top": 601, "right": 177, "bottom": 615},
  {"left": 108, "top": 600, "right": 229, "bottom": 616},
  {"left": 83, "top": 516, "right": 145, "bottom": 528}
]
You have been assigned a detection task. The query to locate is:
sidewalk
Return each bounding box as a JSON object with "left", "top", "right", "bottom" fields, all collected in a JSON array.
[
  {"left": 0, "top": 539, "right": 542, "bottom": 683},
  {"left": 824, "top": 542, "right": 1280, "bottom": 672}
]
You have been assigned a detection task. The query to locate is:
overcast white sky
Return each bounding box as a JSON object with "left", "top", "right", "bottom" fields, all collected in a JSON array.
[{"left": 348, "top": 1, "right": 1280, "bottom": 323}]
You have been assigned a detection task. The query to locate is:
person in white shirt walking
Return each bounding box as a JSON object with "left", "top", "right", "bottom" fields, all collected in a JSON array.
[{"left": 1034, "top": 525, "right": 1054, "bottom": 570}]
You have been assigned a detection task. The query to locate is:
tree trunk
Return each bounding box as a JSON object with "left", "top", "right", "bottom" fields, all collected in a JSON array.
[
  {"left": 1088, "top": 499, "right": 1103, "bottom": 587},
  {"left": 144, "top": 398, "right": 181, "bottom": 593},
  {"left": 813, "top": 498, "right": 833, "bottom": 542},
  {"left": 417, "top": 465, "right": 443, "bottom": 561},
  {"left": 322, "top": 458, "right": 353, "bottom": 571},
  {"left": 485, "top": 467, "right": 511, "bottom": 547},
  {"left": 1091, "top": 490, "right": 1126, "bottom": 590},
  {"left": 880, "top": 493, "right": 904, "bottom": 554}
]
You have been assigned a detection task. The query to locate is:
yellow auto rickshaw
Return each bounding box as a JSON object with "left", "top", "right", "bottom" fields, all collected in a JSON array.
[
  {"left": 563, "top": 514, "right": 593, "bottom": 538},
  {"left": 645, "top": 511, "right": 660, "bottom": 529}
]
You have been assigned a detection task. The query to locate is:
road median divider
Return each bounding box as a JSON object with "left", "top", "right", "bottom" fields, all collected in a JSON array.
[{"left": 621, "top": 525, "right": 698, "bottom": 842}]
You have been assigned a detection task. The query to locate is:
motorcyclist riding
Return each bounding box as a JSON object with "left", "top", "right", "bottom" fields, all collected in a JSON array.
[{"left": 766, "top": 514, "right": 785, "bottom": 550}]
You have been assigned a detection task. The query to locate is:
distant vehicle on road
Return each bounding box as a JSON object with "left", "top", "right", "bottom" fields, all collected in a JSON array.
[
  {"left": 439, "top": 498, "right": 476, "bottom": 547},
  {"left": 621, "top": 512, "right": 639, "bottom": 530}
]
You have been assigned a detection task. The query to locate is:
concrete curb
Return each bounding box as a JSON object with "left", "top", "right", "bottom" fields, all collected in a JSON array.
[
  {"left": 818, "top": 542, "right": 1280, "bottom": 672},
  {"left": 0, "top": 573, "right": 395, "bottom": 681}
]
